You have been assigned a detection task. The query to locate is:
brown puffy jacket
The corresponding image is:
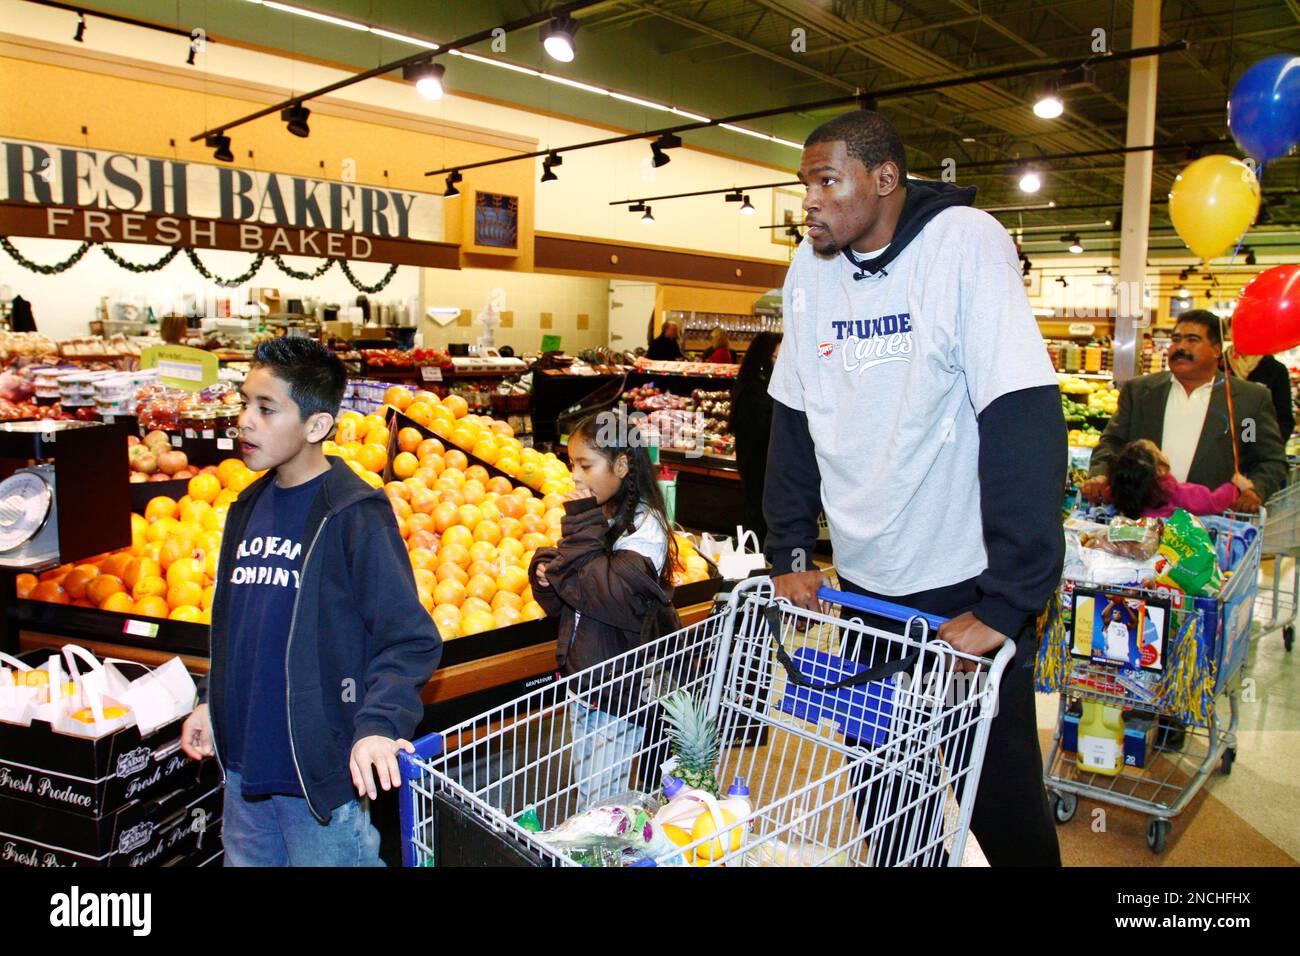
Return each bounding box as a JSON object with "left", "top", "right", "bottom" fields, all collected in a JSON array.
[{"left": 527, "top": 497, "right": 679, "bottom": 717}]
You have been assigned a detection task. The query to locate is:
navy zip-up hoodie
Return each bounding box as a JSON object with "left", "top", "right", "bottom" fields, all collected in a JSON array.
[{"left": 198, "top": 458, "right": 443, "bottom": 822}]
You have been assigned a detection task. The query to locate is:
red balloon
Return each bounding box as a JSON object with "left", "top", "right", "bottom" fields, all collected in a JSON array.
[{"left": 1231, "top": 265, "right": 1300, "bottom": 355}]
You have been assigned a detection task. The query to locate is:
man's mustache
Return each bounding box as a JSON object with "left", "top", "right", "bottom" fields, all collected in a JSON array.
[{"left": 1169, "top": 351, "right": 1194, "bottom": 362}]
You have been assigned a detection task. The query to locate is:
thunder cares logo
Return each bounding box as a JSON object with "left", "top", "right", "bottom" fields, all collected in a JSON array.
[{"left": 831, "top": 313, "right": 914, "bottom": 373}]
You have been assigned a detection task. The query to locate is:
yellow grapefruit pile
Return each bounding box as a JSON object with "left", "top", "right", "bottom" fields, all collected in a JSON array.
[{"left": 21, "top": 459, "right": 260, "bottom": 623}]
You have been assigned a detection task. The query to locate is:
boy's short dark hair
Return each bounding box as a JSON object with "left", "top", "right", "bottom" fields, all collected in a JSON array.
[
  {"left": 804, "top": 109, "right": 908, "bottom": 181},
  {"left": 251, "top": 337, "right": 347, "bottom": 421}
]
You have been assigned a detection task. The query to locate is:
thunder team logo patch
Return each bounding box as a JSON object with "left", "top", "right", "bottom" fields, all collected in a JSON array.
[{"left": 818, "top": 342, "right": 834, "bottom": 358}]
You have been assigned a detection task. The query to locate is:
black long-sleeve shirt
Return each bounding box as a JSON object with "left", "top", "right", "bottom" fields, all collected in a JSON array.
[{"left": 763, "top": 384, "right": 1066, "bottom": 637}]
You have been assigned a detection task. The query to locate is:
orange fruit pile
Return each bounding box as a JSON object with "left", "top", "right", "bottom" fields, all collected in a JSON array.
[
  {"left": 23, "top": 458, "right": 260, "bottom": 623},
  {"left": 386, "top": 391, "right": 576, "bottom": 496},
  {"left": 322, "top": 411, "right": 389, "bottom": 490},
  {"left": 385, "top": 432, "right": 563, "bottom": 638}
]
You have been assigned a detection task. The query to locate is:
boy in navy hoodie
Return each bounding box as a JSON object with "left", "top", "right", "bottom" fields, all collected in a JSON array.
[{"left": 181, "top": 338, "right": 442, "bottom": 866}]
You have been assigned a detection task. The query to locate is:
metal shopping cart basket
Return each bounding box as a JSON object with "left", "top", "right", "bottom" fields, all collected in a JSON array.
[
  {"left": 399, "top": 577, "right": 1015, "bottom": 867},
  {"left": 1255, "top": 460, "right": 1300, "bottom": 652},
  {"left": 1042, "top": 509, "right": 1263, "bottom": 853}
]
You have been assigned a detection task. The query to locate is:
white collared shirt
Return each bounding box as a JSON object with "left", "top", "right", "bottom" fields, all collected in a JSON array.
[{"left": 1162, "top": 377, "right": 1215, "bottom": 482}]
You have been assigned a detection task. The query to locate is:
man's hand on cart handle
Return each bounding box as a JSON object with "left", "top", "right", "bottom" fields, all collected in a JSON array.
[
  {"left": 1233, "top": 484, "right": 1262, "bottom": 513},
  {"left": 180, "top": 703, "right": 214, "bottom": 760},
  {"left": 1080, "top": 475, "right": 1109, "bottom": 504},
  {"left": 938, "top": 613, "right": 1011, "bottom": 673},
  {"left": 773, "top": 570, "right": 832, "bottom": 624},
  {"left": 351, "top": 736, "right": 416, "bottom": 801}
]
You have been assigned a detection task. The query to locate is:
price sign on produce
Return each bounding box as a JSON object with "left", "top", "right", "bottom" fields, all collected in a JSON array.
[
  {"left": 421, "top": 366, "right": 443, "bottom": 382},
  {"left": 141, "top": 345, "right": 220, "bottom": 392}
]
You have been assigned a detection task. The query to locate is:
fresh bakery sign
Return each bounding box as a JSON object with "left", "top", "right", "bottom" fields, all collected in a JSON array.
[{"left": 0, "top": 138, "right": 455, "bottom": 268}]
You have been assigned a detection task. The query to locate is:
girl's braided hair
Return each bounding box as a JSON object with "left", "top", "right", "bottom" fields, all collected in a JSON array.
[{"left": 569, "top": 409, "right": 678, "bottom": 585}]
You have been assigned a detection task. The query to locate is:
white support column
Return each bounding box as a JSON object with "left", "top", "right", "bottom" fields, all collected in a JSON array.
[{"left": 1114, "top": 0, "right": 1162, "bottom": 384}]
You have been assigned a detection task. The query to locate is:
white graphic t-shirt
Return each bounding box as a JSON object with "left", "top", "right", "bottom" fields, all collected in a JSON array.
[{"left": 768, "top": 205, "right": 1057, "bottom": 594}]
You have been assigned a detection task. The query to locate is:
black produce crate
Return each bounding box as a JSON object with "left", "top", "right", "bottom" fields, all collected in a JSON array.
[
  {"left": 129, "top": 477, "right": 189, "bottom": 511},
  {"left": 0, "top": 765, "right": 222, "bottom": 868},
  {"left": 18, "top": 599, "right": 210, "bottom": 656},
  {"left": 0, "top": 650, "right": 210, "bottom": 819},
  {"left": 438, "top": 615, "right": 556, "bottom": 668}
]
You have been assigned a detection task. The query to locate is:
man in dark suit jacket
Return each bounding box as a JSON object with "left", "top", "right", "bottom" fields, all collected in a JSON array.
[{"left": 1083, "top": 311, "right": 1286, "bottom": 510}]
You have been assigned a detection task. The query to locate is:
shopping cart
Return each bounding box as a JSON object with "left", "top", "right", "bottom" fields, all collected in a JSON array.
[
  {"left": 1255, "top": 462, "right": 1300, "bottom": 652},
  {"left": 399, "top": 577, "right": 1015, "bottom": 867},
  {"left": 1042, "top": 509, "right": 1263, "bottom": 853}
]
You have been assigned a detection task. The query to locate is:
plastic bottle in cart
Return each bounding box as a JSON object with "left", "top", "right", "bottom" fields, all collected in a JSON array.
[
  {"left": 1077, "top": 701, "right": 1124, "bottom": 776},
  {"left": 655, "top": 775, "right": 714, "bottom": 843},
  {"left": 720, "top": 777, "right": 753, "bottom": 826}
]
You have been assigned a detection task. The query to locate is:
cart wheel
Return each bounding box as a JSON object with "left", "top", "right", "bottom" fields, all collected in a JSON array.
[
  {"left": 1146, "top": 818, "right": 1170, "bottom": 854},
  {"left": 1284, "top": 626, "right": 1294, "bottom": 653},
  {"left": 1052, "top": 791, "right": 1078, "bottom": 824},
  {"left": 1220, "top": 746, "right": 1237, "bottom": 776}
]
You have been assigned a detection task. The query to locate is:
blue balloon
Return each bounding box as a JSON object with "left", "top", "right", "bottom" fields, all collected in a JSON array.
[{"left": 1228, "top": 55, "right": 1300, "bottom": 163}]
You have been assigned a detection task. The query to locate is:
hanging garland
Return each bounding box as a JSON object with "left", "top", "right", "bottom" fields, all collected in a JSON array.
[
  {"left": 270, "top": 254, "right": 335, "bottom": 281},
  {"left": 339, "top": 259, "right": 399, "bottom": 294},
  {"left": 184, "top": 248, "right": 268, "bottom": 288},
  {"left": 3, "top": 235, "right": 402, "bottom": 293},
  {"left": 0, "top": 236, "right": 92, "bottom": 274},
  {"left": 100, "top": 244, "right": 181, "bottom": 273}
]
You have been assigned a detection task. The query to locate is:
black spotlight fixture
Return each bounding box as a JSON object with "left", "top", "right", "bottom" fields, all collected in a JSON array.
[
  {"left": 205, "top": 133, "right": 234, "bottom": 163},
  {"left": 186, "top": 45, "right": 197, "bottom": 66},
  {"left": 1064, "top": 233, "right": 1083, "bottom": 254},
  {"left": 403, "top": 61, "right": 446, "bottom": 100},
  {"left": 74, "top": 13, "right": 85, "bottom": 42},
  {"left": 1021, "top": 255, "right": 1033, "bottom": 277},
  {"left": 650, "top": 132, "right": 682, "bottom": 168},
  {"left": 540, "top": 152, "right": 562, "bottom": 184},
  {"left": 785, "top": 225, "right": 803, "bottom": 241},
  {"left": 444, "top": 170, "right": 462, "bottom": 198},
  {"left": 281, "top": 103, "right": 311, "bottom": 138},
  {"left": 724, "top": 190, "right": 743, "bottom": 204},
  {"left": 628, "top": 202, "right": 646, "bottom": 214},
  {"left": 1056, "top": 275, "right": 1069, "bottom": 288},
  {"left": 1245, "top": 247, "right": 1257, "bottom": 266},
  {"left": 541, "top": 13, "right": 578, "bottom": 62}
]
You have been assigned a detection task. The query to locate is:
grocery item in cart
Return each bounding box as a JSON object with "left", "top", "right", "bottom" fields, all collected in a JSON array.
[
  {"left": 1079, "top": 515, "right": 1162, "bottom": 560},
  {"left": 1154, "top": 509, "right": 1223, "bottom": 596}
]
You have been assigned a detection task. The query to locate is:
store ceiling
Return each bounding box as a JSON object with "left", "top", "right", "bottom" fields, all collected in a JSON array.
[{"left": 53, "top": 0, "right": 1300, "bottom": 256}]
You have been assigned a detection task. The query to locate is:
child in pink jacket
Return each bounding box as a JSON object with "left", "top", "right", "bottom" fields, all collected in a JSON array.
[{"left": 1107, "top": 439, "right": 1253, "bottom": 519}]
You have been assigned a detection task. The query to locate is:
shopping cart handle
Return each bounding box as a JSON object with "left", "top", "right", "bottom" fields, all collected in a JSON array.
[{"left": 815, "top": 586, "right": 949, "bottom": 633}]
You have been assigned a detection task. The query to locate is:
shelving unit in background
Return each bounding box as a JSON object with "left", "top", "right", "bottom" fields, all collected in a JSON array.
[{"left": 668, "top": 310, "right": 782, "bottom": 360}]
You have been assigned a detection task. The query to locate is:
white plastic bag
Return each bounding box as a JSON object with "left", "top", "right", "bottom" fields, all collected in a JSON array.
[
  {"left": 700, "top": 526, "right": 767, "bottom": 580},
  {"left": 117, "top": 656, "right": 197, "bottom": 737},
  {"left": 50, "top": 645, "right": 133, "bottom": 739},
  {"left": 0, "top": 651, "right": 40, "bottom": 727}
]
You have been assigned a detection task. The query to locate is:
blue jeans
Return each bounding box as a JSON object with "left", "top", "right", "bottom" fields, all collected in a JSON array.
[
  {"left": 568, "top": 698, "right": 646, "bottom": 811},
  {"left": 222, "top": 770, "right": 384, "bottom": 867}
]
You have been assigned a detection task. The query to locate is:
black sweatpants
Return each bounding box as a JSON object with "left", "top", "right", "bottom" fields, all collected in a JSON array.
[{"left": 835, "top": 574, "right": 1061, "bottom": 867}]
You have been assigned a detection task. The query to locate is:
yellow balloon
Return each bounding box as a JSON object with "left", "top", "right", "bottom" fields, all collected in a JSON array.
[{"left": 1168, "top": 155, "right": 1260, "bottom": 261}]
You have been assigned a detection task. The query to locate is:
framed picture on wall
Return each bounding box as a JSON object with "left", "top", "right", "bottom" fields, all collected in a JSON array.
[
  {"left": 1023, "top": 269, "right": 1042, "bottom": 297},
  {"left": 771, "top": 188, "right": 805, "bottom": 247},
  {"left": 464, "top": 191, "right": 520, "bottom": 257}
]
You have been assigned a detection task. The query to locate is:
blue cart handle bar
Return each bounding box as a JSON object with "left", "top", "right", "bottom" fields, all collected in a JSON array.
[
  {"left": 816, "top": 586, "right": 949, "bottom": 632},
  {"left": 763, "top": 588, "right": 949, "bottom": 693}
]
